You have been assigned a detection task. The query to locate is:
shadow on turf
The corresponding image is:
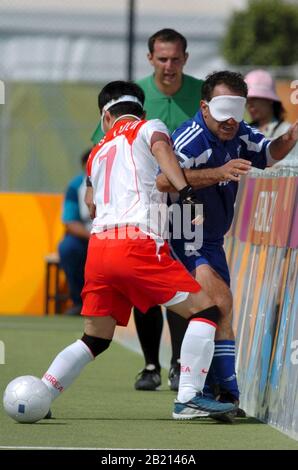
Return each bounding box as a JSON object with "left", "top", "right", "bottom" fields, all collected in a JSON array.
[
  {"left": 49, "top": 417, "right": 260, "bottom": 425},
  {"left": 20, "top": 422, "right": 67, "bottom": 426}
]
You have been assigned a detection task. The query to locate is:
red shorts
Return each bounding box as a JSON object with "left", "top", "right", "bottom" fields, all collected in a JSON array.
[{"left": 81, "top": 227, "right": 200, "bottom": 326}]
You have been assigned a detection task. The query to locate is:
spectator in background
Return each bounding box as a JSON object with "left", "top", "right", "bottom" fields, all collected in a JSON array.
[
  {"left": 245, "top": 69, "right": 291, "bottom": 139},
  {"left": 133, "top": 29, "right": 205, "bottom": 393},
  {"left": 59, "top": 149, "right": 92, "bottom": 316},
  {"left": 91, "top": 29, "right": 204, "bottom": 393}
]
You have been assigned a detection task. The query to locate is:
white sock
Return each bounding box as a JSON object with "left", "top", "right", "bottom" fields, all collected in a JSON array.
[
  {"left": 42, "top": 340, "right": 94, "bottom": 400},
  {"left": 177, "top": 320, "right": 216, "bottom": 403}
]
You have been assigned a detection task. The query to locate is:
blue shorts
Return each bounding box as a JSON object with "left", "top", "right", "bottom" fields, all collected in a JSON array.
[{"left": 170, "top": 239, "right": 230, "bottom": 287}]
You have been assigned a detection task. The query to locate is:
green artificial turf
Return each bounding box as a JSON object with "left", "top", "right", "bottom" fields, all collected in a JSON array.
[{"left": 0, "top": 316, "right": 298, "bottom": 450}]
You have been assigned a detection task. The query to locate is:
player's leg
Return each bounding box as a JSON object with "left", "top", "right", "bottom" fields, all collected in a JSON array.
[
  {"left": 42, "top": 231, "right": 135, "bottom": 407},
  {"left": 42, "top": 315, "right": 116, "bottom": 401},
  {"left": 109, "top": 232, "right": 235, "bottom": 418},
  {"left": 133, "top": 305, "right": 163, "bottom": 390},
  {"left": 167, "top": 289, "right": 218, "bottom": 401},
  {"left": 195, "top": 264, "right": 239, "bottom": 403},
  {"left": 164, "top": 290, "right": 236, "bottom": 419},
  {"left": 166, "top": 309, "right": 188, "bottom": 391}
]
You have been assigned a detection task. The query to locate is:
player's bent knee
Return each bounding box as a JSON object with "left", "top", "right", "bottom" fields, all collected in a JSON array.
[
  {"left": 189, "top": 305, "right": 220, "bottom": 325},
  {"left": 216, "top": 290, "right": 233, "bottom": 315},
  {"left": 81, "top": 334, "right": 111, "bottom": 357}
]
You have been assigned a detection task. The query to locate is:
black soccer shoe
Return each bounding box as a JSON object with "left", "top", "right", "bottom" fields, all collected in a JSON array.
[
  {"left": 168, "top": 364, "right": 180, "bottom": 392},
  {"left": 213, "top": 390, "right": 246, "bottom": 422},
  {"left": 134, "top": 366, "right": 161, "bottom": 391}
]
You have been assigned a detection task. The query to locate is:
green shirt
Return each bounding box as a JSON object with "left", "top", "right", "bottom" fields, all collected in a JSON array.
[
  {"left": 91, "top": 74, "right": 203, "bottom": 144},
  {"left": 137, "top": 74, "right": 203, "bottom": 133}
]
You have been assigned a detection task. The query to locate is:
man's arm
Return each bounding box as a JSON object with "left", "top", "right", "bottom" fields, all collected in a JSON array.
[
  {"left": 267, "top": 121, "right": 298, "bottom": 162},
  {"left": 65, "top": 221, "right": 90, "bottom": 239},
  {"left": 151, "top": 137, "right": 189, "bottom": 191},
  {"left": 151, "top": 135, "right": 203, "bottom": 224},
  {"left": 156, "top": 158, "right": 252, "bottom": 192}
]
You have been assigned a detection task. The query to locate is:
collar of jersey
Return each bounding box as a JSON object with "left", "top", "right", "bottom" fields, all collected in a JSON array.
[
  {"left": 111, "top": 117, "right": 141, "bottom": 130},
  {"left": 149, "top": 73, "right": 186, "bottom": 99},
  {"left": 194, "top": 110, "right": 218, "bottom": 143}
]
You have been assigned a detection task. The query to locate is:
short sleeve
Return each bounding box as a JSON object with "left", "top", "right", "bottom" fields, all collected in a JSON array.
[
  {"left": 140, "top": 119, "right": 170, "bottom": 148},
  {"left": 238, "top": 122, "right": 271, "bottom": 170}
]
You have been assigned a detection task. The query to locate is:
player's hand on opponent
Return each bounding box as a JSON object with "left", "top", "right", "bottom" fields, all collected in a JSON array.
[
  {"left": 179, "top": 184, "right": 204, "bottom": 225},
  {"left": 218, "top": 158, "right": 252, "bottom": 183}
]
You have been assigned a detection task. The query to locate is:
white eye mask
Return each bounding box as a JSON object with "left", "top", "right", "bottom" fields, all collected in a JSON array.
[{"left": 206, "top": 95, "right": 246, "bottom": 122}]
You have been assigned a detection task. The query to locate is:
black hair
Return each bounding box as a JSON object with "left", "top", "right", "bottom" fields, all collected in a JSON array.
[
  {"left": 250, "top": 100, "right": 287, "bottom": 136},
  {"left": 272, "top": 100, "right": 286, "bottom": 122},
  {"left": 98, "top": 81, "right": 145, "bottom": 119},
  {"left": 81, "top": 148, "right": 92, "bottom": 166},
  {"left": 202, "top": 71, "right": 248, "bottom": 101},
  {"left": 148, "top": 28, "right": 187, "bottom": 54}
]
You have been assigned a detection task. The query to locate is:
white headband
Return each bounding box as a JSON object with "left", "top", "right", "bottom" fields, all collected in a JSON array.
[
  {"left": 102, "top": 95, "right": 143, "bottom": 113},
  {"left": 207, "top": 95, "right": 246, "bottom": 122}
]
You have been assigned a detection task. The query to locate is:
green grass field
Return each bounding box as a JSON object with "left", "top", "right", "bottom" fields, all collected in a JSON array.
[{"left": 0, "top": 315, "right": 298, "bottom": 450}]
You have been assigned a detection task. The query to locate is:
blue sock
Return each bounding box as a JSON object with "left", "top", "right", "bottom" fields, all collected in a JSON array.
[
  {"left": 203, "top": 363, "right": 218, "bottom": 398},
  {"left": 212, "top": 340, "right": 239, "bottom": 400}
]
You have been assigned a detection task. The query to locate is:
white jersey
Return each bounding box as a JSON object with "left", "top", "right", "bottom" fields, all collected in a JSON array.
[{"left": 87, "top": 118, "right": 170, "bottom": 238}]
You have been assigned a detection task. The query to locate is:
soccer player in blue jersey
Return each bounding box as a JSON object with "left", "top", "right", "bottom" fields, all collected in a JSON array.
[{"left": 157, "top": 70, "right": 298, "bottom": 417}]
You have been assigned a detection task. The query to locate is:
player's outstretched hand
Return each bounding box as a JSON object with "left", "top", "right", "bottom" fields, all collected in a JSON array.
[
  {"left": 219, "top": 159, "right": 252, "bottom": 183},
  {"left": 179, "top": 184, "right": 204, "bottom": 225},
  {"left": 282, "top": 120, "right": 298, "bottom": 142}
]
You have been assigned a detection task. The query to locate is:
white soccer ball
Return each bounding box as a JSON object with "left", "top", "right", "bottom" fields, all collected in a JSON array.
[{"left": 3, "top": 375, "right": 52, "bottom": 423}]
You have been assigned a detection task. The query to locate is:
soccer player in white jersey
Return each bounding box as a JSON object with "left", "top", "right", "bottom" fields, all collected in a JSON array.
[{"left": 41, "top": 81, "right": 236, "bottom": 420}]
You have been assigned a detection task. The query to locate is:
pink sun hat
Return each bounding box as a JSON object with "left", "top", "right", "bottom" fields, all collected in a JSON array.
[{"left": 245, "top": 69, "right": 280, "bottom": 102}]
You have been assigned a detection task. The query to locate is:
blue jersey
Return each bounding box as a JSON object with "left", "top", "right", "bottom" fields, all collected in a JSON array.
[
  {"left": 62, "top": 173, "right": 91, "bottom": 230},
  {"left": 172, "top": 110, "right": 271, "bottom": 241}
]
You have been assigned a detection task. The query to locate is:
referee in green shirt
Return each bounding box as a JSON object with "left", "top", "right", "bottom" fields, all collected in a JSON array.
[{"left": 91, "top": 29, "right": 203, "bottom": 392}]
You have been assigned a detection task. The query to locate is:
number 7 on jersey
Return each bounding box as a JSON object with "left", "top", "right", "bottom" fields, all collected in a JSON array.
[{"left": 97, "top": 145, "right": 117, "bottom": 204}]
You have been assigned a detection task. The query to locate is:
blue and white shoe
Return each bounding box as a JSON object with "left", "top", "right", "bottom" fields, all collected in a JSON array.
[{"left": 172, "top": 393, "right": 237, "bottom": 420}]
